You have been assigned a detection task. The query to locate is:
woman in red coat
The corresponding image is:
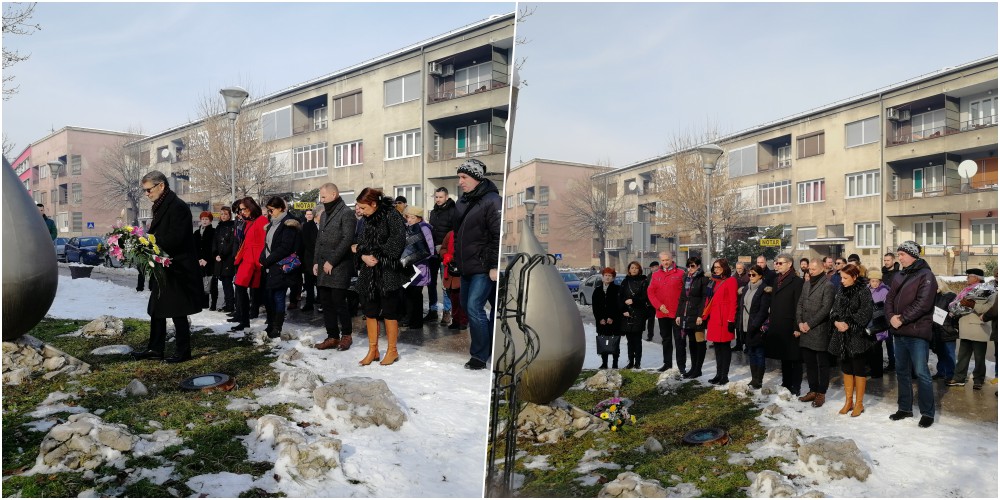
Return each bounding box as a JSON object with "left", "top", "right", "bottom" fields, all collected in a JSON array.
[
  {"left": 231, "top": 197, "right": 268, "bottom": 332},
  {"left": 704, "top": 258, "right": 738, "bottom": 385},
  {"left": 440, "top": 230, "right": 467, "bottom": 330}
]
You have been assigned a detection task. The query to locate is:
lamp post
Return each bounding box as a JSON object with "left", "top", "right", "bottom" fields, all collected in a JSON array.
[
  {"left": 694, "top": 144, "right": 724, "bottom": 260},
  {"left": 220, "top": 86, "right": 249, "bottom": 202}
]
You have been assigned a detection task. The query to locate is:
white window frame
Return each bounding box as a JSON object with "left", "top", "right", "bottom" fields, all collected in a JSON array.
[
  {"left": 845, "top": 116, "right": 880, "bottom": 148},
  {"left": 40, "top": 164, "right": 49, "bottom": 179},
  {"left": 516, "top": 191, "right": 525, "bottom": 206},
  {"left": 394, "top": 185, "right": 421, "bottom": 207},
  {"left": 913, "top": 220, "right": 946, "bottom": 247},
  {"left": 269, "top": 150, "right": 292, "bottom": 177},
  {"left": 333, "top": 140, "right": 363, "bottom": 168},
  {"left": 71, "top": 212, "right": 83, "bottom": 232},
  {"left": 506, "top": 195, "right": 514, "bottom": 209},
  {"left": 312, "top": 106, "right": 328, "bottom": 131},
  {"left": 385, "top": 130, "right": 421, "bottom": 160},
  {"left": 912, "top": 165, "right": 944, "bottom": 196},
  {"left": 454, "top": 61, "right": 493, "bottom": 96},
  {"left": 292, "top": 143, "right": 328, "bottom": 179},
  {"left": 846, "top": 170, "right": 881, "bottom": 198},
  {"left": 969, "top": 96, "right": 998, "bottom": 127},
  {"left": 261, "top": 106, "right": 292, "bottom": 142},
  {"left": 970, "top": 218, "right": 998, "bottom": 246},
  {"left": 340, "top": 190, "right": 356, "bottom": 208},
  {"left": 538, "top": 214, "right": 549, "bottom": 234},
  {"left": 71, "top": 183, "right": 82, "bottom": 204},
  {"left": 384, "top": 72, "right": 420, "bottom": 107},
  {"left": 855, "top": 222, "right": 881, "bottom": 248},
  {"left": 776, "top": 145, "right": 792, "bottom": 168},
  {"left": 911, "top": 109, "right": 946, "bottom": 139},
  {"left": 57, "top": 212, "right": 69, "bottom": 233},
  {"left": 797, "top": 179, "right": 825, "bottom": 204},
  {"left": 797, "top": 226, "right": 817, "bottom": 250},
  {"left": 727, "top": 144, "right": 756, "bottom": 178},
  {"left": 758, "top": 180, "right": 791, "bottom": 214},
  {"left": 456, "top": 122, "right": 490, "bottom": 157}
]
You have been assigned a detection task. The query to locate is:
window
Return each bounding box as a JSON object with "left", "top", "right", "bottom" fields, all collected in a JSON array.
[
  {"left": 971, "top": 157, "right": 998, "bottom": 189},
  {"left": 384, "top": 72, "right": 420, "bottom": 106},
  {"left": 385, "top": 130, "right": 421, "bottom": 160},
  {"left": 394, "top": 185, "right": 421, "bottom": 207},
  {"left": 846, "top": 170, "right": 880, "bottom": 198},
  {"left": 855, "top": 222, "right": 880, "bottom": 248},
  {"left": 506, "top": 195, "right": 514, "bottom": 209},
  {"left": 797, "top": 227, "right": 817, "bottom": 250},
  {"left": 292, "top": 143, "right": 327, "bottom": 179},
  {"left": 312, "top": 107, "right": 328, "bottom": 131},
  {"left": 845, "top": 117, "right": 879, "bottom": 148},
  {"left": 539, "top": 186, "right": 549, "bottom": 205},
  {"left": 913, "top": 165, "right": 944, "bottom": 195},
  {"left": 911, "top": 109, "right": 945, "bottom": 140},
  {"left": 517, "top": 220, "right": 523, "bottom": 234},
  {"left": 516, "top": 191, "right": 525, "bottom": 206},
  {"left": 40, "top": 164, "right": 49, "bottom": 179},
  {"left": 456, "top": 123, "right": 490, "bottom": 156},
  {"left": 334, "top": 92, "right": 362, "bottom": 119},
  {"left": 913, "top": 220, "right": 946, "bottom": 246},
  {"left": 776, "top": 145, "right": 792, "bottom": 168},
  {"left": 539, "top": 214, "right": 549, "bottom": 234},
  {"left": 727, "top": 145, "right": 756, "bottom": 178},
  {"left": 72, "top": 212, "right": 83, "bottom": 232},
  {"left": 969, "top": 96, "right": 998, "bottom": 127},
  {"left": 505, "top": 221, "right": 512, "bottom": 236},
  {"left": 71, "top": 183, "right": 82, "bottom": 204},
  {"left": 333, "top": 140, "right": 363, "bottom": 168},
  {"left": 455, "top": 62, "right": 493, "bottom": 96},
  {"left": 269, "top": 150, "right": 292, "bottom": 177},
  {"left": 69, "top": 155, "right": 82, "bottom": 175},
  {"left": 340, "top": 190, "right": 356, "bottom": 208},
  {"left": 262, "top": 106, "right": 292, "bottom": 141},
  {"left": 758, "top": 180, "right": 791, "bottom": 213},
  {"left": 57, "top": 212, "right": 69, "bottom": 233},
  {"left": 797, "top": 131, "right": 825, "bottom": 159},
  {"left": 624, "top": 209, "right": 637, "bottom": 224},
  {"left": 797, "top": 179, "right": 825, "bottom": 204},
  {"left": 971, "top": 218, "right": 998, "bottom": 245},
  {"left": 50, "top": 190, "right": 57, "bottom": 205}
]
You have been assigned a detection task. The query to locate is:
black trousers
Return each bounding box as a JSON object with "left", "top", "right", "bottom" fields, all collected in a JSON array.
[
  {"left": 646, "top": 314, "right": 656, "bottom": 338},
  {"left": 685, "top": 331, "right": 707, "bottom": 374},
  {"left": 866, "top": 340, "right": 885, "bottom": 378},
  {"left": 318, "top": 286, "right": 352, "bottom": 339},
  {"left": 235, "top": 285, "right": 251, "bottom": 325},
  {"left": 781, "top": 359, "right": 804, "bottom": 395},
  {"left": 426, "top": 257, "right": 440, "bottom": 309},
  {"left": 148, "top": 315, "right": 190, "bottom": 355},
  {"left": 713, "top": 341, "right": 732, "bottom": 380},
  {"left": 624, "top": 330, "right": 643, "bottom": 364},
  {"left": 801, "top": 347, "right": 831, "bottom": 394},
  {"left": 954, "top": 339, "right": 988, "bottom": 384},
  {"left": 218, "top": 274, "right": 234, "bottom": 309},
  {"left": 302, "top": 268, "right": 316, "bottom": 306},
  {"left": 405, "top": 285, "right": 426, "bottom": 327},
  {"left": 657, "top": 317, "right": 687, "bottom": 370}
]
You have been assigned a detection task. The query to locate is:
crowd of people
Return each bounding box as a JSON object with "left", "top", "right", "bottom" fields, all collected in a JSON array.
[
  {"left": 588, "top": 245, "right": 998, "bottom": 428},
  {"left": 128, "top": 159, "right": 501, "bottom": 370}
]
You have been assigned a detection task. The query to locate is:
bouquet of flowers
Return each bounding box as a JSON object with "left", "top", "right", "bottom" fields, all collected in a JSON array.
[
  {"left": 105, "top": 223, "right": 172, "bottom": 294},
  {"left": 593, "top": 396, "right": 636, "bottom": 432}
]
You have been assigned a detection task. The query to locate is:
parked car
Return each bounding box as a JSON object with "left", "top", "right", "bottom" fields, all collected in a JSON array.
[
  {"left": 104, "top": 252, "right": 125, "bottom": 268},
  {"left": 560, "top": 272, "right": 581, "bottom": 300},
  {"left": 54, "top": 237, "right": 69, "bottom": 262},
  {"left": 578, "top": 274, "right": 625, "bottom": 305},
  {"left": 65, "top": 237, "right": 105, "bottom": 266}
]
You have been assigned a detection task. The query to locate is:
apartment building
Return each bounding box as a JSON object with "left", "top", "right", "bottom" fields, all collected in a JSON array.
[
  {"left": 131, "top": 13, "right": 515, "bottom": 222},
  {"left": 11, "top": 127, "right": 141, "bottom": 238},
  {"left": 502, "top": 159, "right": 612, "bottom": 268},
  {"left": 593, "top": 56, "right": 998, "bottom": 274}
]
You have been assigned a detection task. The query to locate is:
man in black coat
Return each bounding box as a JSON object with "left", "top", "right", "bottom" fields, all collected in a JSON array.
[
  {"left": 313, "top": 183, "right": 358, "bottom": 351},
  {"left": 427, "top": 187, "right": 459, "bottom": 322},
  {"left": 132, "top": 171, "right": 204, "bottom": 363},
  {"left": 194, "top": 210, "right": 216, "bottom": 309},
  {"left": 212, "top": 207, "right": 237, "bottom": 313},
  {"left": 763, "top": 254, "right": 804, "bottom": 395},
  {"left": 299, "top": 208, "right": 319, "bottom": 311}
]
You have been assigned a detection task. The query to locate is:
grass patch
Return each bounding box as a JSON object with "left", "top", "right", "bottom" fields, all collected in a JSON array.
[
  {"left": 2, "top": 318, "right": 292, "bottom": 498},
  {"left": 509, "top": 370, "right": 785, "bottom": 497}
]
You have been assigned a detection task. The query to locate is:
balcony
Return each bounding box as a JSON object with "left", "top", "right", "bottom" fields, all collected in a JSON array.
[
  {"left": 889, "top": 117, "right": 997, "bottom": 146},
  {"left": 428, "top": 143, "right": 505, "bottom": 162},
  {"left": 757, "top": 158, "right": 792, "bottom": 172},
  {"left": 429, "top": 79, "right": 509, "bottom": 104},
  {"left": 885, "top": 183, "right": 998, "bottom": 217}
]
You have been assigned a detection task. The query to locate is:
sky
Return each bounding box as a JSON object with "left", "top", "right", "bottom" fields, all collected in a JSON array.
[
  {"left": 509, "top": 2, "right": 999, "bottom": 168},
  {"left": 1, "top": 1, "right": 513, "bottom": 156}
]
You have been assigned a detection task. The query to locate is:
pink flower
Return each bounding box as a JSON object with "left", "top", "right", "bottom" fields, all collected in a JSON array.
[
  {"left": 108, "top": 234, "right": 120, "bottom": 246},
  {"left": 162, "top": 258, "right": 171, "bottom": 267}
]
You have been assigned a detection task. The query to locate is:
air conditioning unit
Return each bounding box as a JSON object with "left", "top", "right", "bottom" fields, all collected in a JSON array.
[
  {"left": 428, "top": 62, "right": 443, "bottom": 75},
  {"left": 887, "top": 108, "right": 900, "bottom": 121},
  {"left": 441, "top": 64, "right": 454, "bottom": 77},
  {"left": 898, "top": 109, "right": 910, "bottom": 121}
]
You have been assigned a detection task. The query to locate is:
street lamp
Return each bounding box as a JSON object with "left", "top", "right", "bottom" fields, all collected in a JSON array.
[
  {"left": 219, "top": 86, "right": 249, "bottom": 202},
  {"left": 694, "top": 144, "right": 724, "bottom": 260}
]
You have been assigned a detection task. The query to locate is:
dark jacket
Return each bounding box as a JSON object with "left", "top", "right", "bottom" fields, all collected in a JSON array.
[
  {"left": 212, "top": 219, "right": 236, "bottom": 277},
  {"left": 764, "top": 271, "right": 804, "bottom": 361},
  {"left": 796, "top": 274, "right": 835, "bottom": 352},
  {"left": 428, "top": 197, "right": 459, "bottom": 248},
  {"left": 454, "top": 179, "right": 502, "bottom": 276},
  {"left": 984, "top": 294, "right": 998, "bottom": 342},
  {"left": 355, "top": 200, "right": 407, "bottom": 300},
  {"left": 933, "top": 291, "right": 959, "bottom": 343},
  {"left": 676, "top": 270, "right": 710, "bottom": 330},
  {"left": 259, "top": 214, "right": 301, "bottom": 289},
  {"left": 829, "top": 280, "right": 875, "bottom": 358},
  {"left": 194, "top": 224, "right": 215, "bottom": 277},
  {"left": 314, "top": 198, "right": 356, "bottom": 290},
  {"left": 301, "top": 219, "right": 318, "bottom": 268},
  {"left": 881, "top": 263, "right": 900, "bottom": 290},
  {"left": 592, "top": 282, "right": 621, "bottom": 336},
  {"left": 618, "top": 274, "right": 649, "bottom": 333},
  {"left": 885, "top": 258, "right": 937, "bottom": 341},
  {"left": 147, "top": 190, "right": 204, "bottom": 318},
  {"left": 737, "top": 280, "right": 771, "bottom": 348}
]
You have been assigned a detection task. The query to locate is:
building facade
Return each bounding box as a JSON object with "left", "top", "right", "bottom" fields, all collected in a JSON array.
[
  {"left": 501, "top": 159, "right": 612, "bottom": 269},
  {"left": 131, "top": 13, "right": 515, "bottom": 222},
  {"left": 593, "top": 57, "right": 998, "bottom": 274}
]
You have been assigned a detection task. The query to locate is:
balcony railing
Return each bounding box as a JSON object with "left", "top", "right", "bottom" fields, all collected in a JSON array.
[
  {"left": 427, "top": 143, "right": 505, "bottom": 162},
  {"left": 758, "top": 158, "right": 792, "bottom": 171},
  {"left": 887, "top": 182, "right": 997, "bottom": 201},
  {"left": 428, "top": 79, "right": 508, "bottom": 103},
  {"left": 889, "top": 117, "right": 997, "bottom": 146}
]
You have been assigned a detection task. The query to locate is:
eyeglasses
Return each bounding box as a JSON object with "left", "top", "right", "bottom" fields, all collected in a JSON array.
[
  {"left": 748, "top": 273, "right": 759, "bottom": 277},
  {"left": 143, "top": 183, "right": 161, "bottom": 194},
  {"left": 775, "top": 261, "right": 789, "bottom": 266},
  {"left": 688, "top": 264, "right": 698, "bottom": 268}
]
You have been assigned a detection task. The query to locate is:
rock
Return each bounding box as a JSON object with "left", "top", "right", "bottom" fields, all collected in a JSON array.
[
  {"left": 517, "top": 400, "right": 607, "bottom": 443},
  {"left": 727, "top": 381, "right": 752, "bottom": 397},
  {"left": 3, "top": 367, "right": 29, "bottom": 385},
  {"left": 799, "top": 490, "right": 826, "bottom": 498},
  {"left": 797, "top": 437, "right": 871, "bottom": 481},
  {"left": 37, "top": 413, "right": 137, "bottom": 470},
  {"left": 640, "top": 436, "right": 663, "bottom": 453},
  {"left": 762, "top": 404, "right": 782, "bottom": 416},
  {"left": 656, "top": 368, "right": 685, "bottom": 394},
  {"left": 43, "top": 356, "right": 67, "bottom": 371},
  {"left": 584, "top": 369, "right": 623, "bottom": 391},
  {"left": 253, "top": 414, "right": 341, "bottom": 480},
  {"left": 728, "top": 452, "right": 755, "bottom": 465},
  {"left": 278, "top": 368, "right": 323, "bottom": 392},
  {"left": 80, "top": 315, "right": 125, "bottom": 338},
  {"left": 280, "top": 330, "right": 296, "bottom": 341},
  {"left": 278, "top": 348, "right": 303, "bottom": 363},
  {"left": 765, "top": 426, "right": 802, "bottom": 449},
  {"left": 749, "top": 470, "right": 797, "bottom": 498},
  {"left": 664, "top": 482, "right": 702, "bottom": 497},
  {"left": 125, "top": 379, "right": 148, "bottom": 397},
  {"left": 313, "top": 377, "right": 407, "bottom": 431},
  {"left": 598, "top": 472, "right": 667, "bottom": 498},
  {"left": 90, "top": 345, "right": 134, "bottom": 356},
  {"left": 760, "top": 385, "right": 777, "bottom": 396}
]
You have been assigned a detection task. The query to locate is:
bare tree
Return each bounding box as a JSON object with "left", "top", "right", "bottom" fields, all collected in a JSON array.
[
  {"left": 183, "top": 93, "right": 285, "bottom": 202},
  {"left": 93, "top": 129, "right": 148, "bottom": 226},
  {"left": 650, "top": 128, "right": 754, "bottom": 257},
  {"left": 559, "top": 176, "right": 624, "bottom": 268},
  {"left": 3, "top": 2, "right": 41, "bottom": 100},
  {"left": 3, "top": 133, "right": 16, "bottom": 159}
]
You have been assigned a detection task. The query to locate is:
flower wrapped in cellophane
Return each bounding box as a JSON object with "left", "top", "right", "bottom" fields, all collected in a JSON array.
[{"left": 106, "top": 223, "right": 172, "bottom": 295}]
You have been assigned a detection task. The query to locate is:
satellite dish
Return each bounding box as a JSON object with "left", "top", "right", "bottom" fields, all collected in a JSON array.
[
  {"left": 160, "top": 148, "right": 171, "bottom": 159},
  {"left": 957, "top": 160, "right": 978, "bottom": 179},
  {"left": 628, "top": 181, "right": 637, "bottom": 191}
]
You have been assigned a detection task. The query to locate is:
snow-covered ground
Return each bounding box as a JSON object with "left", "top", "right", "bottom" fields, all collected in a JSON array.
[
  {"left": 574, "top": 303, "right": 999, "bottom": 497},
  {"left": 42, "top": 275, "right": 492, "bottom": 497}
]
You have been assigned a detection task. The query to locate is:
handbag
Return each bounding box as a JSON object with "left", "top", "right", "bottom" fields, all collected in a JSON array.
[
  {"left": 400, "top": 226, "right": 431, "bottom": 269},
  {"left": 866, "top": 300, "right": 888, "bottom": 338},
  {"left": 447, "top": 261, "right": 462, "bottom": 277},
  {"left": 596, "top": 334, "right": 621, "bottom": 355},
  {"left": 278, "top": 253, "right": 301, "bottom": 273}
]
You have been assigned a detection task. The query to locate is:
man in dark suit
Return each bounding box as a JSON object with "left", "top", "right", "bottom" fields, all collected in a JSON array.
[{"left": 313, "top": 183, "right": 358, "bottom": 351}]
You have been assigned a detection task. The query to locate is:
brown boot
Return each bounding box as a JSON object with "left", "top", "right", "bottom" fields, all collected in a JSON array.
[
  {"left": 337, "top": 335, "right": 353, "bottom": 351},
  {"left": 359, "top": 318, "right": 380, "bottom": 366},
  {"left": 851, "top": 377, "right": 866, "bottom": 417},
  {"left": 798, "top": 391, "right": 817, "bottom": 403},
  {"left": 440, "top": 311, "right": 452, "bottom": 326},
  {"left": 314, "top": 337, "right": 340, "bottom": 350},
  {"left": 811, "top": 393, "right": 826, "bottom": 408},
  {"left": 380, "top": 319, "right": 400, "bottom": 366},
  {"left": 839, "top": 375, "right": 855, "bottom": 415}
]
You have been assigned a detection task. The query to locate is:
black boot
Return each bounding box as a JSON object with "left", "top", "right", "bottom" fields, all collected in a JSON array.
[
  {"left": 210, "top": 296, "right": 218, "bottom": 312},
  {"left": 268, "top": 313, "right": 284, "bottom": 339},
  {"left": 750, "top": 364, "right": 764, "bottom": 389},
  {"left": 612, "top": 357, "right": 619, "bottom": 369},
  {"left": 599, "top": 354, "right": 608, "bottom": 370},
  {"left": 635, "top": 357, "right": 641, "bottom": 369},
  {"left": 134, "top": 319, "right": 167, "bottom": 360},
  {"left": 165, "top": 318, "right": 193, "bottom": 363}
]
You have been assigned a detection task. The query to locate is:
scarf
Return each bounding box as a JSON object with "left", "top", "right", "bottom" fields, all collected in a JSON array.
[
  {"left": 150, "top": 184, "right": 174, "bottom": 220},
  {"left": 776, "top": 268, "right": 793, "bottom": 288}
]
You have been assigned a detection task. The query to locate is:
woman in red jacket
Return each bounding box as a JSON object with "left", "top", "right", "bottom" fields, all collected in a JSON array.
[
  {"left": 231, "top": 196, "right": 268, "bottom": 332},
  {"left": 440, "top": 230, "right": 468, "bottom": 330},
  {"left": 705, "top": 258, "right": 738, "bottom": 385}
]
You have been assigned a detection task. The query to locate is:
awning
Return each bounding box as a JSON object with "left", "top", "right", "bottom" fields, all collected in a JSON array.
[{"left": 803, "top": 237, "right": 851, "bottom": 244}]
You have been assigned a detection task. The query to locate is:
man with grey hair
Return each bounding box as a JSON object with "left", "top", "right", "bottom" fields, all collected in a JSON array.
[
  {"left": 313, "top": 183, "right": 358, "bottom": 351},
  {"left": 648, "top": 250, "right": 686, "bottom": 372}
]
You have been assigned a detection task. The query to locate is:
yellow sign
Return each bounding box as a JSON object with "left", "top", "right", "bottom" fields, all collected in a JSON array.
[
  {"left": 679, "top": 246, "right": 688, "bottom": 252},
  {"left": 293, "top": 201, "right": 316, "bottom": 210},
  {"left": 738, "top": 256, "right": 752, "bottom": 263},
  {"left": 760, "top": 238, "right": 782, "bottom": 247}
]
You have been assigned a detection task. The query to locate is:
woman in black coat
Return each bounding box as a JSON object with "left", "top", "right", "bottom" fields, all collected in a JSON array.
[
  {"left": 212, "top": 207, "right": 236, "bottom": 313},
  {"left": 259, "top": 197, "right": 301, "bottom": 339},
  {"left": 194, "top": 211, "right": 216, "bottom": 309},
  {"left": 131, "top": 171, "right": 204, "bottom": 363},
  {"left": 738, "top": 265, "right": 772, "bottom": 389},
  {"left": 592, "top": 267, "right": 622, "bottom": 369},
  {"left": 828, "top": 263, "right": 875, "bottom": 417},
  {"left": 619, "top": 261, "right": 649, "bottom": 369},
  {"left": 930, "top": 276, "right": 958, "bottom": 381},
  {"left": 676, "top": 257, "right": 710, "bottom": 378},
  {"left": 764, "top": 254, "right": 805, "bottom": 395}
]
